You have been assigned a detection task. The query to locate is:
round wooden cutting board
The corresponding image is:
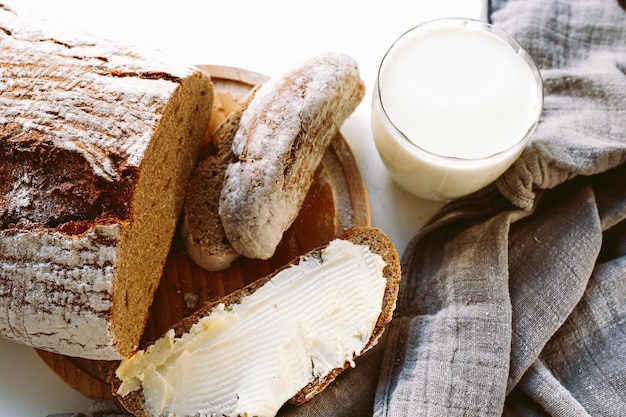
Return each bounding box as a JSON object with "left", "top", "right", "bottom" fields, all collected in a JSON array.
[{"left": 36, "top": 65, "right": 370, "bottom": 399}]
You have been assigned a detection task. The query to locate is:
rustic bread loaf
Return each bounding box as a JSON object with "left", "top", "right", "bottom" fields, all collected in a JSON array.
[
  {"left": 0, "top": 7, "right": 213, "bottom": 360},
  {"left": 219, "top": 53, "right": 365, "bottom": 260},
  {"left": 180, "top": 88, "right": 258, "bottom": 271},
  {"left": 111, "top": 226, "right": 401, "bottom": 417}
]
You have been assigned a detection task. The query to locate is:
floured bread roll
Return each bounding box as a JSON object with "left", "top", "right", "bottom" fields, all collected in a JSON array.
[
  {"left": 112, "top": 226, "right": 400, "bottom": 417},
  {"left": 0, "top": 6, "right": 213, "bottom": 360},
  {"left": 218, "top": 52, "right": 366, "bottom": 260}
]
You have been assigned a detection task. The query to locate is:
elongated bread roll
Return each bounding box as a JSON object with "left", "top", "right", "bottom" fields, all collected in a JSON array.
[
  {"left": 112, "top": 226, "right": 400, "bottom": 417},
  {"left": 0, "top": 7, "right": 213, "bottom": 360},
  {"left": 219, "top": 53, "right": 365, "bottom": 260}
]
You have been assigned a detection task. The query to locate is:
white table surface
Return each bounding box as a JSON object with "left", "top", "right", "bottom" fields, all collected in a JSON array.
[{"left": 0, "top": 1, "right": 482, "bottom": 415}]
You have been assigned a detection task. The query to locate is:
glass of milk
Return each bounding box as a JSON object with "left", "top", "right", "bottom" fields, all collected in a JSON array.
[{"left": 371, "top": 18, "right": 543, "bottom": 201}]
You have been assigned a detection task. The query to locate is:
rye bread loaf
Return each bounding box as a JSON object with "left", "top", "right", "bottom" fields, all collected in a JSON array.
[
  {"left": 0, "top": 7, "right": 214, "bottom": 360},
  {"left": 181, "top": 88, "right": 258, "bottom": 271},
  {"left": 219, "top": 53, "right": 365, "bottom": 260},
  {"left": 111, "top": 226, "right": 401, "bottom": 417}
]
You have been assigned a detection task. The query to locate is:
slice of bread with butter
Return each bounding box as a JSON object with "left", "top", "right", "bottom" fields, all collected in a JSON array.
[{"left": 111, "top": 226, "right": 400, "bottom": 417}]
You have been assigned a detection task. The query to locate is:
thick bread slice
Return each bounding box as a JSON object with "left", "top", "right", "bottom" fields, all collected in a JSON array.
[
  {"left": 111, "top": 226, "right": 400, "bottom": 417},
  {"left": 0, "top": 7, "right": 213, "bottom": 360},
  {"left": 219, "top": 52, "right": 366, "bottom": 260},
  {"left": 181, "top": 88, "right": 258, "bottom": 271}
]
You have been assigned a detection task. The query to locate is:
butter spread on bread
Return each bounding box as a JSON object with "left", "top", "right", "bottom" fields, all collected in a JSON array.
[
  {"left": 218, "top": 53, "right": 365, "bottom": 260},
  {"left": 0, "top": 6, "right": 213, "bottom": 359},
  {"left": 112, "top": 227, "right": 401, "bottom": 417}
]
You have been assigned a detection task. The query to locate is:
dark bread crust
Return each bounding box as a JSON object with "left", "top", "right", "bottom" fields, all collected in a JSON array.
[{"left": 111, "top": 226, "right": 400, "bottom": 416}]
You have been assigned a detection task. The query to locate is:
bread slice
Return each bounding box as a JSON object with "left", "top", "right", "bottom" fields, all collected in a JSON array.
[
  {"left": 219, "top": 52, "right": 366, "bottom": 260},
  {"left": 111, "top": 226, "right": 400, "bottom": 417},
  {"left": 180, "top": 88, "right": 258, "bottom": 271},
  {"left": 0, "top": 7, "right": 213, "bottom": 360}
]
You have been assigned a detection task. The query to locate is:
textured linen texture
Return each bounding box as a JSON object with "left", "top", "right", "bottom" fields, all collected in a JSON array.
[{"left": 374, "top": 0, "right": 626, "bottom": 416}]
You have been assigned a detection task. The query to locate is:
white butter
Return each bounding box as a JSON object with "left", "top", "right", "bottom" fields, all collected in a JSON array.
[{"left": 116, "top": 239, "right": 387, "bottom": 417}]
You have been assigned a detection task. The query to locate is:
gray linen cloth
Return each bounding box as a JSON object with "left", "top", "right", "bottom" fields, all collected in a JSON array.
[{"left": 63, "top": 0, "right": 626, "bottom": 416}]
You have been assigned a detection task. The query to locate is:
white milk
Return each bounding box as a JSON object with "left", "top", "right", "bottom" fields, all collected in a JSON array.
[{"left": 371, "top": 18, "right": 543, "bottom": 200}]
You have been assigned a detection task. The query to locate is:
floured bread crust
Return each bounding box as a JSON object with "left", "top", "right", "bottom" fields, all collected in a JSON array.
[
  {"left": 0, "top": 7, "right": 214, "bottom": 359},
  {"left": 219, "top": 53, "right": 365, "bottom": 260},
  {"left": 1, "top": 224, "right": 122, "bottom": 358}
]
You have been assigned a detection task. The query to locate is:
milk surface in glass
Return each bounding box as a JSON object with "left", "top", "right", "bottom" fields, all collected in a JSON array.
[{"left": 371, "top": 19, "right": 543, "bottom": 201}]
